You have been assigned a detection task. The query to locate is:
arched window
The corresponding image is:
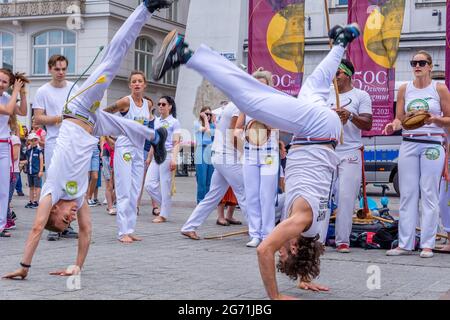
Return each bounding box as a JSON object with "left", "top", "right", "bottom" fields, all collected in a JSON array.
[
  {"left": 135, "top": 36, "right": 155, "bottom": 80},
  {"left": 33, "top": 30, "right": 76, "bottom": 75},
  {"left": 0, "top": 31, "right": 13, "bottom": 70}
]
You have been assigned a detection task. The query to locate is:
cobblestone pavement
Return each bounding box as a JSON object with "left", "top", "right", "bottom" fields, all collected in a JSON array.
[{"left": 2, "top": 176, "right": 449, "bottom": 300}]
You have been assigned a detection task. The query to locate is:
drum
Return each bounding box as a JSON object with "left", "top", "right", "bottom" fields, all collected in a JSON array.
[{"left": 245, "top": 119, "right": 271, "bottom": 146}]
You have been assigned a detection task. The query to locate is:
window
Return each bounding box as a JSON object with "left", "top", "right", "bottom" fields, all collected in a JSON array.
[
  {"left": 336, "top": 0, "right": 348, "bottom": 6},
  {"left": 32, "top": 30, "right": 76, "bottom": 75},
  {"left": 135, "top": 36, "right": 155, "bottom": 80},
  {"left": 162, "top": 67, "right": 179, "bottom": 86},
  {"left": 0, "top": 31, "right": 13, "bottom": 70},
  {"left": 167, "top": 0, "right": 178, "bottom": 21}
]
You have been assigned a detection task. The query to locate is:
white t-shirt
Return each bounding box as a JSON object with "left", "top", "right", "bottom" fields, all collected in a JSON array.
[
  {"left": 41, "top": 120, "right": 98, "bottom": 208},
  {"left": 116, "top": 96, "right": 150, "bottom": 149},
  {"left": 32, "top": 81, "right": 78, "bottom": 145},
  {"left": 328, "top": 87, "right": 372, "bottom": 155},
  {"left": 154, "top": 114, "right": 181, "bottom": 151},
  {"left": 211, "top": 102, "right": 241, "bottom": 164},
  {"left": 10, "top": 134, "right": 20, "bottom": 173},
  {"left": 0, "top": 92, "right": 11, "bottom": 139}
]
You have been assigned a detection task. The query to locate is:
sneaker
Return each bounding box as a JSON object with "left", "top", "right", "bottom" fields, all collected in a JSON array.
[
  {"left": 61, "top": 226, "right": 79, "bottom": 239},
  {"left": 144, "top": 0, "right": 174, "bottom": 13},
  {"left": 337, "top": 243, "right": 350, "bottom": 253},
  {"left": 47, "top": 232, "right": 61, "bottom": 241},
  {"left": 329, "top": 23, "right": 361, "bottom": 48},
  {"left": 25, "top": 201, "right": 33, "bottom": 209},
  {"left": 32, "top": 201, "right": 39, "bottom": 208},
  {"left": 16, "top": 191, "right": 25, "bottom": 196},
  {"left": 4, "top": 220, "right": 16, "bottom": 231},
  {"left": 152, "top": 29, "right": 193, "bottom": 81},
  {"left": 103, "top": 199, "right": 108, "bottom": 205},
  {"left": 246, "top": 238, "right": 262, "bottom": 248},
  {"left": 93, "top": 199, "right": 101, "bottom": 206},
  {"left": 87, "top": 199, "right": 96, "bottom": 207},
  {"left": 152, "top": 127, "right": 168, "bottom": 164},
  {"left": 386, "top": 247, "right": 413, "bottom": 256},
  {"left": 10, "top": 211, "right": 17, "bottom": 221},
  {"left": 107, "top": 208, "right": 117, "bottom": 216},
  {"left": 420, "top": 250, "right": 434, "bottom": 258}
]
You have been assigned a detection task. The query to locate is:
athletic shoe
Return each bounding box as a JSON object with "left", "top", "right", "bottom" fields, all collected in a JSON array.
[
  {"left": 336, "top": 243, "right": 350, "bottom": 253},
  {"left": 103, "top": 199, "right": 108, "bottom": 205},
  {"left": 10, "top": 211, "right": 17, "bottom": 221},
  {"left": 420, "top": 250, "right": 434, "bottom": 258},
  {"left": 152, "top": 30, "right": 193, "bottom": 81},
  {"left": 386, "top": 247, "right": 413, "bottom": 256},
  {"left": 4, "top": 220, "right": 16, "bottom": 231},
  {"left": 329, "top": 23, "right": 361, "bottom": 48},
  {"left": 246, "top": 238, "right": 262, "bottom": 248},
  {"left": 93, "top": 199, "right": 101, "bottom": 206},
  {"left": 32, "top": 201, "right": 39, "bottom": 208},
  {"left": 25, "top": 201, "right": 33, "bottom": 209},
  {"left": 87, "top": 199, "right": 96, "bottom": 207},
  {"left": 16, "top": 191, "right": 25, "bottom": 196},
  {"left": 152, "top": 127, "right": 168, "bottom": 164},
  {"left": 47, "top": 232, "right": 61, "bottom": 241},
  {"left": 144, "top": 0, "right": 174, "bottom": 13},
  {"left": 61, "top": 226, "right": 79, "bottom": 239}
]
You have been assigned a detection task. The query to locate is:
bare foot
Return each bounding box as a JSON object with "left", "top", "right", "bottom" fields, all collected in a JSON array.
[
  {"left": 435, "top": 244, "right": 450, "bottom": 252},
  {"left": 119, "top": 235, "right": 133, "bottom": 244},
  {"left": 152, "top": 216, "right": 167, "bottom": 223},
  {"left": 129, "top": 234, "right": 142, "bottom": 241},
  {"left": 297, "top": 281, "right": 330, "bottom": 292}
]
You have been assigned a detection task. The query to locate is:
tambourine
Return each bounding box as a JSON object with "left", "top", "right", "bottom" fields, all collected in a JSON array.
[
  {"left": 402, "top": 110, "right": 431, "bottom": 130},
  {"left": 245, "top": 119, "right": 271, "bottom": 146}
]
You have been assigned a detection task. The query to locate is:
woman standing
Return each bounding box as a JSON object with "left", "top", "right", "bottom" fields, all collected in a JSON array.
[
  {"left": 145, "top": 96, "right": 181, "bottom": 223},
  {"left": 235, "top": 68, "right": 279, "bottom": 248},
  {"left": 383, "top": 50, "right": 450, "bottom": 258},
  {"left": 0, "top": 69, "right": 27, "bottom": 237},
  {"left": 104, "top": 71, "right": 150, "bottom": 243},
  {"left": 194, "top": 106, "right": 215, "bottom": 203}
]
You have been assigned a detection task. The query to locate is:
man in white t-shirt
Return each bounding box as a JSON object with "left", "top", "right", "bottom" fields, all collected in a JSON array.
[
  {"left": 33, "top": 55, "right": 80, "bottom": 241},
  {"left": 326, "top": 59, "right": 373, "bottom": 253}
]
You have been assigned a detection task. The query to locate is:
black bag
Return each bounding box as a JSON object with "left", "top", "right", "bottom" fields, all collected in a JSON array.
[{"left": 373, "top": 222, "right": 398, "bottom": 249}]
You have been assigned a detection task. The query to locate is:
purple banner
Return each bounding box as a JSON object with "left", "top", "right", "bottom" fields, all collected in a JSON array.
[
  {"left": 446, "top": 1, "right": 450, "bottom": 89},
  {"left": 248, "top": 0, "right": 304, "bottom": 96},
  {"left": 348, "top": 0, "right": 405, "bottom": 136}
]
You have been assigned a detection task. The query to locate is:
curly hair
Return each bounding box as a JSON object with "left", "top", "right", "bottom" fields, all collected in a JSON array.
[
  {"left": 0, "top": 69, "right": 30, "bottom": 86},
  {"left": 276, "top": 234, "right": 324, "bottom": 282}
]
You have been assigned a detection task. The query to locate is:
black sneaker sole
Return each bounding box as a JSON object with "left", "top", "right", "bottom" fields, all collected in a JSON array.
[{"left": 152, "top": 29, "right": 178, "bottom": 81}]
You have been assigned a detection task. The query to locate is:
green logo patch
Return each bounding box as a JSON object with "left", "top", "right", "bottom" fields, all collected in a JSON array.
[
  {"left": 407, "top": 99, "right": 430, "bottom": 112},
  {"left": 123, "top": 152, "right": 132, "bottom": 162},
  {"left": 65, "top": 181, "right": 78, "bottom": 196},
  {"left": 425, "top": 147, "right": 440, "bottom": 161}
]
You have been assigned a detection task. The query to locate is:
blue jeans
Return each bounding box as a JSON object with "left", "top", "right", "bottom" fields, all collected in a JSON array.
[
  {"left": 8, "top": 173, "right": 19, "bottom": 219},
  {"left": 195, "top": 162, "right": 214, "bottom": 204},
  {"left": 15, "top": 173, "right": 22, "bottom": 193}
]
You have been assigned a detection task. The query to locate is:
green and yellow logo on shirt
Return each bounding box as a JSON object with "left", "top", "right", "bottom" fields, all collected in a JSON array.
[
  {"left": 425, "top": 147, "right": 440, "bottom": 161},
  {"left": 123, "top": 152, "right": 132, "bottom": 162},
  {"left": 407, "top": 99, "right": 430, "bottom": 112},
  {"left": 265, "top": 155, "right": 273, "bottom": 165},
  {"left": 65, "top": 181, "right": 78, "bottom": 196}
]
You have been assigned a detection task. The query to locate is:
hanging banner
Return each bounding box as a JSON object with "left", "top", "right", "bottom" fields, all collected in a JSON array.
[
  {"left": 248, "top": 0, "right": 305, "bottom": 96},
  {"left": 446, "top": 0, "right": 450, "bottom": 89},
  {"left": 348, "top": 0, "right": 405, "bottom": 136}
]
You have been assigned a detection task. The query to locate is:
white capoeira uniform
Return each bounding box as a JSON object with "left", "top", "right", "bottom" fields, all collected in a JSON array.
[
  {"left": 0, "top": 93, "right": 12, "bottom": 232},
  {"left": 328, "top": 87, "right": 372, "bottom": 246},
  {"left": 115, "top": 96, "right": 149, "bottom": 238},
  {"left": 243, "top": 116, "right": 279, "bottom": 241},
  {"left": 184, "top": 44, "right": 343, "bottom": 240},
  {"left": 144, "top": 114, "right": 180, "bottom": 220},
  {"left": 40, "top": 4, "right": 156, "bottom": 208},
  {"left": 398, "top": 81, "right": 446, "bottom": 250},
  {"left": 181, "top": 102, "right": 247, "bottom": 233},
  {"left": 32, "top": 81, "right": 78, "bottom": 171}
]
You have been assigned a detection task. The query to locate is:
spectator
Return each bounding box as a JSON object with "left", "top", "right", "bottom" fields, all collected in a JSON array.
[
  {"left": 87, "top": 143, "right": 101, "bottom": 207},
  {"left": 101, "top": 136, "right": 116, "bottom": 215},
  {"left": 24, "top": 133, "right": 43, "bottom": 209}
]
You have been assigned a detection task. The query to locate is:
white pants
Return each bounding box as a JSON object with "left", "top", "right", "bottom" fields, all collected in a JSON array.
[
  {"left": 181, "top": 156, "right": 246, "bottom": 232},
  {"left": 398, "top": 141, "right": 445, "bottom": 250},
  {"left": 145, "top": 154, "right": 173, "bottom": 219},
  {"left": 335, "top": 149, "right": 362, "bottom": 246},
  {"left": 0, "top": 141, "right": 10, "bottom": 231},
  {"left": 44, "top": 141, "right": 56, "bottom": 176},
  {"left": 186, "top": 44, "right": 345, "bottom": 238},
  {"left": 439, "top": 180, "right": 450, "bottom": 233},
  {"left": 243, "top": 163, "right": 278, "bottom": 240},
  {"left": 115, "top": 147, "right": 144, "bottom": 237}
]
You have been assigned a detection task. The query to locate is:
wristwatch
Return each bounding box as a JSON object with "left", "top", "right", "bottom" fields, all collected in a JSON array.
[{"left": 348, "top": 113, "right": 354, "bottom": 122}]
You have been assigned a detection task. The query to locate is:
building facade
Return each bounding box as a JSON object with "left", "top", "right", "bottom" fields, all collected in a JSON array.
[{"left": 0, "top": 0, "right": 190, "bottom": 127}]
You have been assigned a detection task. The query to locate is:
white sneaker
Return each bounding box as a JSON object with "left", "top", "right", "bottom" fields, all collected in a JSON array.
[
  {"left": 87, "top": 199, "right": 96, "bottom": 207},
  {"left": 420, "top": 250, "right": 434, "bottom": 258},
  {"left": 246, "top": 238, "right": 261, "bottom": 248},
  {"left": 103, "top": 199, "right": 108, "bottom": 205},
  {"left": 386, "top": 247, "right": 413, "bottom": 256}
]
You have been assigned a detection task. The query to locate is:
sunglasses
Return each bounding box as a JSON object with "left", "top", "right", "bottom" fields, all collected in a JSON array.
[
  {"left": 158, "top": 102, "right": 168, "bottom": 106},
  {"left": 205, "top": 113, "right": 212, "bottom": 116},
  {"left": 410, "top": 60, "right": 429, "bottom": 67}
]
